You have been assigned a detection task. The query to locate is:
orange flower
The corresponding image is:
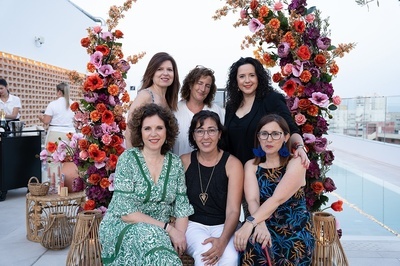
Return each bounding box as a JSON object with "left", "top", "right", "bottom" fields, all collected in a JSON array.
[
  {"left": 314, "top": 54, "right": 327, "bottom": 67},
  {"left": 302, "top": 123, "right": 314, "bottom": 133},
  {"left": 121, "top": 91, "right": 130, "bottom": 103},
  {"left": 78, "top": 139, "right": 89, "bottom": 150},
  {"left": 83, "top": 74, "right": 103, "bottom": 92},
  {"left": 100, "top": 178, "right": 110, "bottom": 189},
  {"left": 272, "top": 72, "right": 282, "bottom": 83},
  {"left": 268, "top": 18, "right": 280, "bottom": 30},
  {"left": 297, "top": 45, "right": 311, "bottom": 60},
  {"left": 102, "top": 110, "right": 115, "bottom": 125},
  {"left": 95, "top": 45, "right": 110, "bottom": 56},
  {"left": 70, "top": 102, "right": 79, "bottom": 112},
  {"left": 293, "top": 20, "right": 306, "bottom": 33},
  {"left": 282, "top": 79, "right": 297, "bottom": 97},
  {"left": 329, "top": 63, "right": 339, "bottom": 75},
  {"left": 46, "top": 142, "right": 57, "bottom": 153},
  {"left": 107, "top": 154, "right": 119, "bottom": 170},
  {"left": 96, "top": 103, "right": 107, "bottom": 114},
  {"left": 307, "top": 105, "right": 319, "bottom": 116},
  {"left": 281, "top": 32, "right": 296, "bottom": 49},
  {"left": 88, "top": 173, "right": 102, "bottom": 185},
  {"left": 108, "top": 84, "right": 119, "bottom": 96},
  {"left": 250, "top": 0, "right": 258, "bottom": 10},
  {"left": 331, "top": 200, "right": 343, "bottom": 212},
  {"left": 83, "top": 199, "right": 96, "bottom": 210},
  {"left": 259, "top": 5, "right": 269, "bottom": 17},
  {"left": 81, "top": 125, "right": 92, "bottom": 136},
  {"left": 87, "top": 62, "right": 96, "bottom": 73},
  {"left": 110, "top": 135, "right": 123, "bottom": 147},
  {"left": 311, "top": 181, "right": 324, "bottom": 194},
  {"left": 298, "top": 99, "right": 311, "bottom": 110},
  {"left": 297, "top": 85, "right": 305, "bottom": 95},
  {"left": 114, "top": 30, "right": 124, "bottom": 38},
  {"left": 262, "top": 53, "right": 275, "bottom": 67},
  {"left": 80, "top": 37, "right": 91, "bottom": 48},
  {"left": 89, "top": 146, "right": 107, "bottom": 163},
  {"left": 299, "top": 70, "right": 312, "bottom": 83},
  {"left": 90, "top": 110, "right": 101, "bottom": 122}
]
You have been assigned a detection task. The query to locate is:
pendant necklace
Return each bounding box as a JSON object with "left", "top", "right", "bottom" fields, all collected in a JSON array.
[{"left": 197, "top": 154, "right": 217, "bottom": 206}]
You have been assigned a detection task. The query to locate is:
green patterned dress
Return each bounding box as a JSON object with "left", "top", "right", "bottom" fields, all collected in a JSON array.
[{"left": 99, "top": 148, "right": 194, "bottom": 265}]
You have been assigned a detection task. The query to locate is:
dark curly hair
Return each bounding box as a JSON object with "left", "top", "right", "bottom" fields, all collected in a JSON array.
[
  {"left": 225, "top": 57, "right": 274, "bottom": 113},
  {"left": 188, "top": 110, "right": 224, "bottom": 150},
  {"left": 253, "top": 114, "right": 291, "bottom": 166},
  {"left": 139, "top": 52, "right": 180, "bottom": 111},
  {"left": 127, "top": 103, "right": 179, "bottom": 154},
  {"left": 180, "top": 66, "right": 217, "bottom": 108}
]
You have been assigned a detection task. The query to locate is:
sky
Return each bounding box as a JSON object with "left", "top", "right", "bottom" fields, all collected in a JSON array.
[{"left": 70, "top": 0, "right": 400, "bottom": 98}]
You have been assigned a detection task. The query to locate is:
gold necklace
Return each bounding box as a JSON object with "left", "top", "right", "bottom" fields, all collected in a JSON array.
[{"left": 197, "top": 154, "right": 217, "bottom": 206}]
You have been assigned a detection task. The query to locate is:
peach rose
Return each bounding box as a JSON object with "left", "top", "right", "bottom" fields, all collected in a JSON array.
[
  {"left": 332, "top": 95, "right": 342, "bottom": 105},
  {"left": 294, "top": 113, "right": 307, "bottom": 126}
]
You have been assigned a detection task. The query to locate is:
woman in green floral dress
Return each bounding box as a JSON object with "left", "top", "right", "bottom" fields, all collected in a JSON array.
[{"left": 100, "top": 104, "right": 194, "bottom": 265}]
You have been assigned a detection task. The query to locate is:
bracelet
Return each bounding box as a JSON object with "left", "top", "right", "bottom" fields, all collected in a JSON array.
[
  {"left": 163, "top": 222, "right": 169, "bottom": 230},
  {"left": 295, "top": 144, "right": 308, "bottom": 153}
]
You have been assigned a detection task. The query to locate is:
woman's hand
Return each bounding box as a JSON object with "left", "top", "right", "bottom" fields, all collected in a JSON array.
[
  {"left": 252, "top": 223, "right": 271, "bottom": 249},
  {"left": 234, "top": 222, "right": 253, "bottom": 251},
  {"left": 167, "top": 225, "right": 187, "bottom": 256},
  {"left": 200, "top": 237, "right": 226, "bottom": 266}
]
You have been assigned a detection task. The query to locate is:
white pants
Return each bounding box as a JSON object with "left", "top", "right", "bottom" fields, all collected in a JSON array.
[{"left": 186, "top": 221, "right": 239, "bottom": 266}]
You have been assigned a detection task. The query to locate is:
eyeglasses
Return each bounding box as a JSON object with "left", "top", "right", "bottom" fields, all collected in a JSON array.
[
  {"left": 194, "top": 128, "right": 219, "bottom": 137},
  {"left": 257, "top": 131, "right": 283, "bottom": 140}
]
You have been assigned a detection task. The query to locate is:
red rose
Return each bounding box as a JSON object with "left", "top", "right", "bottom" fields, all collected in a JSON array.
[
  {"left": 331, "top": 200, "right": 343, "bottom": 212},
  {"left": 83, "top": 199, "right": 96, "bottom": 210},
  {"left": 297, "top": 45, "right": 311, "bottom": 60},
  {"left": 80, "top": 37, "right": 91, "bottom": 48},
  {"left": 314, "top": 54, "right": 327, "bottom": 67}
]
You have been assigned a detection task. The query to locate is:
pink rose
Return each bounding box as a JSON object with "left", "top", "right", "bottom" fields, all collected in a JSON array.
[
  {"left": 102, "top": 134, "right": 112, "bottom": 145},
  {"left": 240, "top": 9, "right": 247, "bottom": 19},
  {"left": 305, "top": 14, "right": 315, "bottom": 23},
  {"left": 294, "top": 113, "right": 307, "bottom": 126},
  {"left": 332, "top": 95, "right": 342, "bottom": 105},
  {"left": 79, "top": 150, "right": 89, "bottom": 161},
  {"left": 282, "top": 63, "right": 293, "bottom": 75},
  {"left": 93, "top": 26, "right": 102, "bottom": 34},
  {"left": 274, "top": 1, "right": 284, "bottom": 11}
]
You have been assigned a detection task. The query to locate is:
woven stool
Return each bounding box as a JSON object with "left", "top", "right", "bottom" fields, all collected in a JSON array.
[
  {"left": 181, "top": 254, "right": 194, "bottom": 266},
  {"left": 40, "top": 211, "right": 73, "bottom": 250},
  {"left": 66, "top": 210, "right": 103, "bottom": 266}
]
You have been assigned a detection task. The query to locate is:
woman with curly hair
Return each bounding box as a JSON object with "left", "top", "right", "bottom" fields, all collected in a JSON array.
[{"left": 100, "top": 103, "right": 194, "bottom": 265}]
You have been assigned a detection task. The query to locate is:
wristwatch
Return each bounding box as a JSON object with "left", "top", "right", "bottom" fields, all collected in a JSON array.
[
  {"left": 295, "top": 144, "right": 309, "bottom": 153},
  {"left": 245, "top": 216, "right": 257, "bottom": 228}
]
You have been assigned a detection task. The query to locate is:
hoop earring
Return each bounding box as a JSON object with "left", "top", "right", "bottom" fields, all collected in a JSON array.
[
  {"left": 252, "top": 145, "right": 266, "bottom": 157},
  {"left": 278, "top": 141, "right": 290, "bottom": 158}
]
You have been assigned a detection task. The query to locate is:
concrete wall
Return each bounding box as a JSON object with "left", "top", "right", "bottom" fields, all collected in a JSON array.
[{"left": 327, "top": 133, "right": 400, "bottom": 168}]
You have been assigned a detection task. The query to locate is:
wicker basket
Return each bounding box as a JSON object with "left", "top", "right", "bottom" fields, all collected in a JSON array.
[
  {"left": 28, "top": 176, "right": 50, "bottom": 196},
  {"left": 40, "top": 211, "right": 73, "bottom": 250}
]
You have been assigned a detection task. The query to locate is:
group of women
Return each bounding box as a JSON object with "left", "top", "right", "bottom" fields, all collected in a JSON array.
[{"left": 98, "top": 52, "right": 316, "bottom": 266}]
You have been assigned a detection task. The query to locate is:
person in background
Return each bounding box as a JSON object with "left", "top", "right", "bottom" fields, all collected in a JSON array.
[
  {"left": 234, "top": 114, "right": 314, "bottom": 265},
  {"left": 38, "top": 82, "right": 75, "bottom": 144},
  {"left": 224, "top": 57, "right": 309, "bottom": 167},
  {"left": 0, "top": 78, "right": 22, "bottom": 130},
  {"left": 181, "top": 110, "right": 243, "bottom": 265},
  {"left": 125, "top": 52, "right": 180, "bottom": 148},
  {"left": 100, "top": 103, "right": 194, "bottom": 265},
  {"left": 173, "top": 65, "right": 225, "bottom": 156}
]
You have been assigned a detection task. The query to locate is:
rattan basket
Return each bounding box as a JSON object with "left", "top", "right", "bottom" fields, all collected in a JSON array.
[{"left": 28, "top": 176, "right": 50, "bottom": 196}]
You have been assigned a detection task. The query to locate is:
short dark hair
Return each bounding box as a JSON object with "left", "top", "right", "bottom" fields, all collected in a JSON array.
[
  {"left": 188, "top": 110, "right": 224, "bottom": 150},
  {"left": 0, "top": 79, "right": 8, "bottom": 87},
  {"left": 253, "top": 114, "right": 291, "bottom": 165},
  {"left": 127, "top": 103, "right": 179, "bottom": 154},
  {"left": 180, "top": 66, "right": 217, "bottom": 107}
]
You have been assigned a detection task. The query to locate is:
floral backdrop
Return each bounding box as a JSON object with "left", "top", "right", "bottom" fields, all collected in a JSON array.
[
  {"left": 55, "top": 0, "right": 145, "bottom": 212},
  {"left": 214, "top": 0, "right": 355, "bottom": 211}
]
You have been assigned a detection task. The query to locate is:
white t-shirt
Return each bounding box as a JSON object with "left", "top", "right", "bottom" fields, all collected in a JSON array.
[
  {"left": 173, "top": 100, "right": 225, "bottom": 156},
  {"left": 0, "top": 94, "right": 22, "bottom": 119},
  {"left": 45, "top": 97, "right": 74, "bottom": 127}
]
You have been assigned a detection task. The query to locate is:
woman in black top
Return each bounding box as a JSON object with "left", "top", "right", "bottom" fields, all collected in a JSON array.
[
  {"left": 224, "top": 57, "right": 309, "bottom": 166},
  {"left": 181, "top": 110, "right": 243, "bottom": 265}
]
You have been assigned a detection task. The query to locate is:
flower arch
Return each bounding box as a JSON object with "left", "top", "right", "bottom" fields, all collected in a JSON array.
[{"left": 214, "top": 0, "right": 355, "bottom": 211}]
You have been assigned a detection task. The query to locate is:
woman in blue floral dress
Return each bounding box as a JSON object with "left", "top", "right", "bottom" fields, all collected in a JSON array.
[
  {"left": 99, "top": 104, "right": 194, "bottom": 265},
  {"left": 234, "top": 114, "right": 314, "bottom": 266}
]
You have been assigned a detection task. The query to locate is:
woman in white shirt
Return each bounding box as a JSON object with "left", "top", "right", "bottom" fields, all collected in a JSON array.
[{"left": 38, "top": 82, "right": 75, "bottom": 144}]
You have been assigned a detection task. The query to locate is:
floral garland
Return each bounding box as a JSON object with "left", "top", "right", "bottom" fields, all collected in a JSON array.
[
  {"left": 214, "top": 0, "right": 355, "bottom": 211},
  {"left": 66, "top": 0, "right": 145, "bottom": 212}
]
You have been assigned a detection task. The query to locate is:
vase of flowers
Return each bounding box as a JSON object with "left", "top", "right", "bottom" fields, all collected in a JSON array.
[
  {"left": 66, "top": 0, "right": 145, "bottom": 213},
  {"left": 214, "top": 0, "right": 355, "bottom": 212}
]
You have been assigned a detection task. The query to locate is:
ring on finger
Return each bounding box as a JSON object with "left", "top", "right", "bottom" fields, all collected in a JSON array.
[{"left": 215, "top": 256, "right": 219, "bottom": 260}]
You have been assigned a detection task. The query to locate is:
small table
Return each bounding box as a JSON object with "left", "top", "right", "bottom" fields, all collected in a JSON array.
[{"left": 26, "top": 191, "right": 86, "bottom": 242}]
